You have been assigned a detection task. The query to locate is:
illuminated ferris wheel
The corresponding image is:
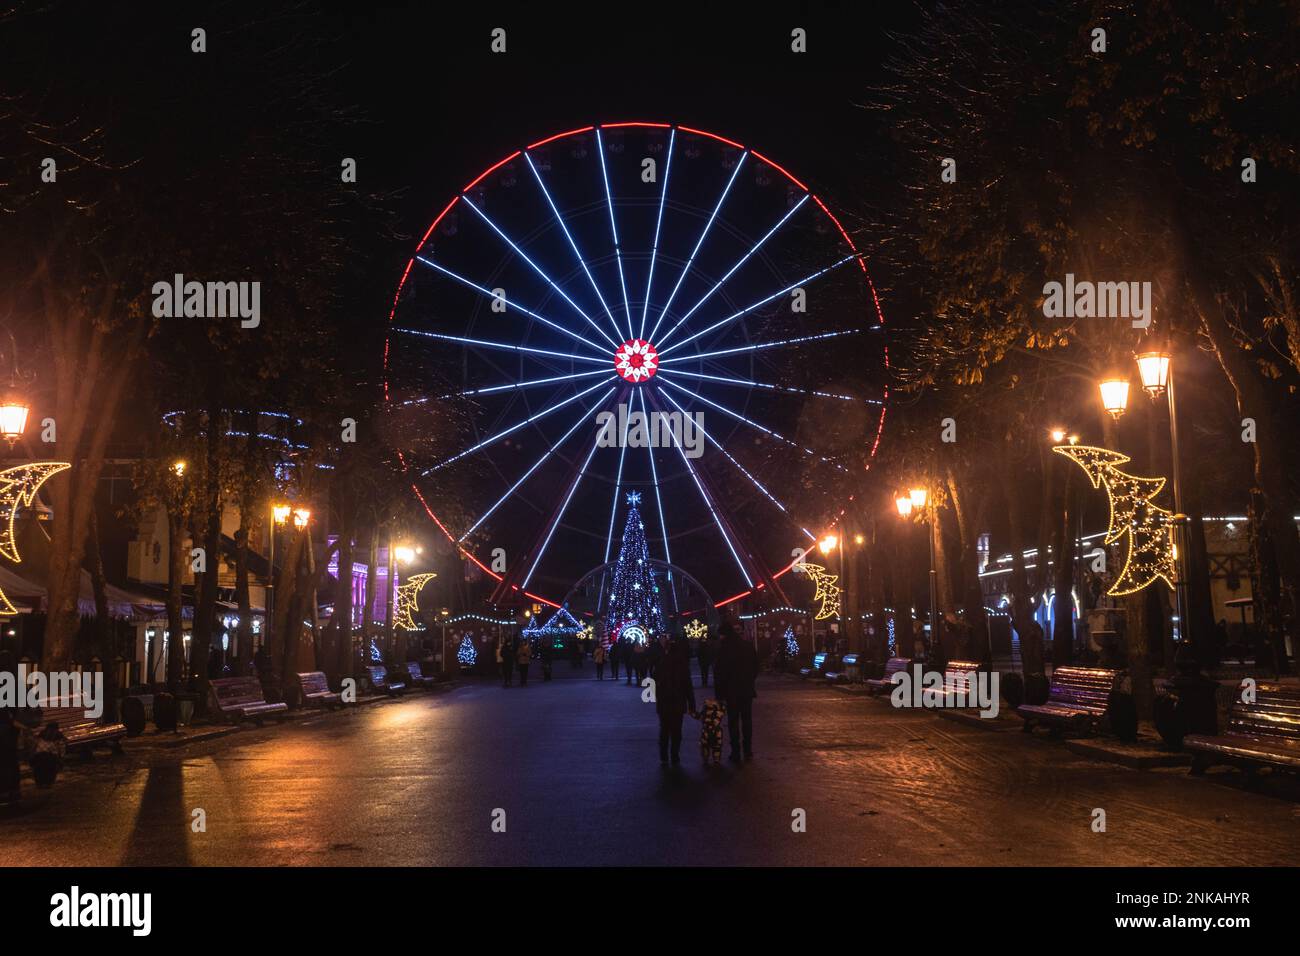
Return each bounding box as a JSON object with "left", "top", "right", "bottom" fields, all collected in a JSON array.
[{"left": 384, "top": 122, "right": 888, "bottom": 613}]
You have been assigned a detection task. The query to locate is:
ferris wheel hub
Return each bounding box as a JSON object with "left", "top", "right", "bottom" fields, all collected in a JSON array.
[{"left": 614, "top": 339, "right": 659, "bottom": 383}]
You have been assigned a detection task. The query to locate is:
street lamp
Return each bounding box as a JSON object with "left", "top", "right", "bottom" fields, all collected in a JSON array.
[
  {"left": 818, "top": 534, "right": 838, "bottom": 556},
  {"left": 170, "top": 460, "right": 187, "bottom": 478},
  {"left": 1099, "top": 377, "right": 1130, "bottom": 420},
  {"left": 898, "top": 486, "right": 940, "bottom": 657},
  {"left": 394, "top": 545, "right": 417, "bottom": 566},
  {"left": 291, "top": 507, "right": 311, "bottom": 530},
  {"left": 1049, "top": 427, "right": 1067, "bottom": 444},
  {"left": 264, "top": 501, "right": 294, "bottom": 658},
  {"left": 0, "top": 329, "right": 32, "bottom": 446},
  {"left": 1135, "top": 349, "right": 1172, "bottom": 398}
]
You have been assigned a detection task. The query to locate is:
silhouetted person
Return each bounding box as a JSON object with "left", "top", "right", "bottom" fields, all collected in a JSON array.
[
  {"left": 593, "top": 642, "right": 606, "bottom": 680},
  {"left": 29, "top": 721, "right": 66, "bottom": 788},
  {"left": 697, "top": 634, "right": 716, "bottom": 686},
  {"left": 610, "top": 639, "right": 622, "bottom": 682},
  {"left": 714, "top": 623, "right": 758, "bottom": 762},
  {"left": 654, "top": 636, "right": 696, "bottom": 765},
  {"left": 500, "top": 639, "right": 515, "bottom": 687},
  {"left": 515, "top": 638, "right": 532, "bottom": 685}
]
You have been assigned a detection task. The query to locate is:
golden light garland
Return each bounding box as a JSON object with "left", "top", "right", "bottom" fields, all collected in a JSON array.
[
  {"left": 794, "top": 561, "right": 842, "bottom": 620},
  {"left": 684, "top": 618, "right": 707, "bottom": 640},
  {"left": 1053, "top": 444, "right": 1175, "bottom": 596},
  {"left": 0, "top": 462, "right": 71, "bottom": 616},
  {"left": 394, "top": 571, "right": 437, "bottom": 630}
]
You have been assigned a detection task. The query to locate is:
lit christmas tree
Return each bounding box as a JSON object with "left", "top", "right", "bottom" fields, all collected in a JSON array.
[
  {"left": 457, "top": 635, "right": 477, "bottom": 666},
  {"left": 604, "top": 492, "right": 665, "bottom": 642},
  {"left": 783, "top": 626, "right": 799, "bottom": 657}
]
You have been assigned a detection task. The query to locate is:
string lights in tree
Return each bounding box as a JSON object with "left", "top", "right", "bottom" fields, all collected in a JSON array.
[
  {"left": 793, "top": 562, "right": 842, "bottom": 620},
  {"left": 783, "top": 625, "right": 799, "bottom": 657},
  {"left": 604, "top": 492, "right": 666, "bottom": 640},
  {"left": 1053, "top": 444, "right": 1176, "bottom": 595}
]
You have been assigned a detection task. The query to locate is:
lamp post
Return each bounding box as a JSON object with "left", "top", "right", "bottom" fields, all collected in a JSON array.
[
  {"left": 818, "top": 533, "right": 842, "bottom": 651},
  {"left": 266, "top": 502, "right": 293, "bottom": 657},
  {"left": 897, "top": 488, "right": 940, "bottom": 656}
]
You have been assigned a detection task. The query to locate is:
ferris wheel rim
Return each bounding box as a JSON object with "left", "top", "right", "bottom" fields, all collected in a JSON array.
[{"left": 383, "top": 120, "right": 891, "bottom": 611}]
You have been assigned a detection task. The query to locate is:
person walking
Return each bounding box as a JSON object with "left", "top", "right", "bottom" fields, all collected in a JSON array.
[
  {"left": 713, "top": 622, "right": 758, "bottom": 762},
  {"left": 631, "top": 640, "right": 647, "bottom": 686},
  {"left": 540, "top": 640, "right": 554, "bottom": 682},
  {"left": 609, "top": 638, "right": 622, "bottom": 682},
  {"left": 593, "top": 641, "right": 607, "bottom": 680},
  {"left": 500, "top": 638, "right": 515, "bottom": 687},
  {"left": 515, "top": 637, "right": 532, "bottom": 685},
  {"left": 653, "top": 635, "right": 697, "bottom": 765},
  {"left": 697, "top": 633, "right": 716, "bottom": 687}
]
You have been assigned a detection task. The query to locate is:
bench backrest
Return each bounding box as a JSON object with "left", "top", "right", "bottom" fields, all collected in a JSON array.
[
  {"left": 406, "top": 662, "right": 426, "bottom": 680},
  {"left": 210, "top": 676, "right": 269, "bottom": 708},
  {"left": 811, "top": 653, "right": 827, "bottom": 670},
  {"left": 942, "top": 660, "right": 982, "bottom": 691},
  {"left": 41, "top": 699, "right": 101, "bottom": 735},
  {"left": 884, "top": 658, "right": 912, "bottom": 677},
  {"left": 297, "top": 671, "right": 331, "bottom": 696},
  {"left": 840, "top": 654, "right": 859, "bottom": 666},
  {"left": 1227, "top": 682, "right": 1300, "bottom": 740},
  {"left": 1047, "top": 666, "right": 1117, "bottom": 711},
  {"left": 367, "top": 665, "right": 390, "bottom": 685}
]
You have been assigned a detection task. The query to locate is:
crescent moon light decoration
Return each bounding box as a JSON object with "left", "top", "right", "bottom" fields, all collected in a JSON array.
[
  {"left": 1052, "top": 444, "right": 1175, "bottom": 596},
  {"left": 0, "top": 461, "right": 72, "bottom": 616}
]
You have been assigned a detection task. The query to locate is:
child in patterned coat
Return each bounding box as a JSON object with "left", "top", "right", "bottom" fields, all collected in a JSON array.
[{"left": 696, "top": 698, "right": 727, "bottom": 765}]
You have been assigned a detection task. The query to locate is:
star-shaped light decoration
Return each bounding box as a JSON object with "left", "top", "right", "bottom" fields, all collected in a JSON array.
[
  {"left": 614, "top": 339, "right": 659, "bottom": 383},
  {"left": 626, "top": 491, "right": 642, "bottom": 506}
]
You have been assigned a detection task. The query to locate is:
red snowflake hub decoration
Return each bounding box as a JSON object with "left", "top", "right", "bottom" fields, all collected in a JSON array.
[{"left": 614, "top": 339, "right": 659, "bottom": 383}]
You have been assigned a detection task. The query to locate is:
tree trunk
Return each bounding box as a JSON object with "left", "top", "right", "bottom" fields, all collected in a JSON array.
[
  {"left": 268, "top": 528, "right": 305, "bottom": 691},
  {"left": 165, "top": 507, "right": 187, "bottom": 693},
  {"left": 234, "top": 515, "right": 252, "bottom": 672},
  {"left": 1051, "top": 468, "right": 1075, "bottom": 666},
  {"left": 335, "top": 505, "right": 355, "bottom": 685},
  {"left": 190, "top": 405, "right": 224, "bottom": 714},
  {"left": 1002, "top": 432, "right": 1042, "bottom": 676},
  {"left": 362, "top": 526, "right": 379, "bottom": 662},
  {"left": 85, "top": 509, "right": 118, "bottom": 719},
  {"left": 1196, "top": 284, "right": 1300, "bottom": 670}
]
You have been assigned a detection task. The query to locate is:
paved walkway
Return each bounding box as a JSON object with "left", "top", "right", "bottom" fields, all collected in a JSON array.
[{"left": 2, "top": 674, "right": 1297, "bottom": 866}]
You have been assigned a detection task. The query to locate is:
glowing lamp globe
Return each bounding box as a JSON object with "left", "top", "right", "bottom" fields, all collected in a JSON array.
[
  {"left": 272, "top": 503, "right": 292, "bottom": 525},
  {"left": 0, "top": 391, "right": 30, "bottom": 444},
  {"left": 818, "top": 534, "right": 838, "bottom": 555},
  {"left": 895, "top": 496, "right": 913, "bottom": 517},
  {"left": 1135, "top": 350, "right": 1171, "bottom": 398},
  {"left": 1099, "top": 378, "right": 1130, "bottom": 419},
  {"left": 908, "top": 487, "right": 928, "bottom": 509}
]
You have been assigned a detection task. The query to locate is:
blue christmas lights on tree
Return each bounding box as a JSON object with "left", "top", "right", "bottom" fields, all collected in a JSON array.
[
  {"left": 605, "top": 493, "right": 665, "bottom": 642},
  {"left": 457, "top": 634, "right": 477, "bottom": 666},
  {"left": 783, "top": 625, "right": 799, "bottom": 657}
]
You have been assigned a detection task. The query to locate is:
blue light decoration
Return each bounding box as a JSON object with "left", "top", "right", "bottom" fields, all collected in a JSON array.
[
  {"left": 784, "top": 625, "right": 800, "bottom": 657},
  {"left": 457, "top": 634, "right": 477, "bottom": 666},
  {"left": 604, "top": 493, "right": 666, "bottom": 641}
]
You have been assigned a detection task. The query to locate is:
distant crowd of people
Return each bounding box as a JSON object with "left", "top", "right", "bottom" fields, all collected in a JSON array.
[{"left": 492, "top": 622, "right": 757, "bottom": 765}]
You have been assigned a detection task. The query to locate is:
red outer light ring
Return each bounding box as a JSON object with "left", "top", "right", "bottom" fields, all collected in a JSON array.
[{"left": 383, "top": 122, "right": 889, "bottom": 611}]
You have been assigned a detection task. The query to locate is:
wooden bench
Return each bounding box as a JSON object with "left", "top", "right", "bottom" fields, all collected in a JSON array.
[
  {"left": 825, "top": 653, "right": 861, "bottom": 684},
  {"left": 208, "top": 676, "right": 289, "bottom": 725},
  {"left": 366, "top": 665, "right": 406, "bottom": 696},
  {"left": 800, "top": 652, "right": 836, "bottom": 679},
  {"left": 42, "top": 698, "right": 127, "bottom": 754},
  {"left": 1185, "top": 682, "right": 1300, "bottom": 775},
  {"left": 296, "top": 671, "right": 342, "bottom": 709},
  {"left": 1017, "top": 666, "right": 1118, "bottom": 736},
  {"left": 936, "top": 660, "right": 984, "bottom": 707},
  {"left": 404, "top": 661, "right": 436, "bottom": 689},
  {"left": 865, "top": 658, "right": 913, "bottom": 695}
]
